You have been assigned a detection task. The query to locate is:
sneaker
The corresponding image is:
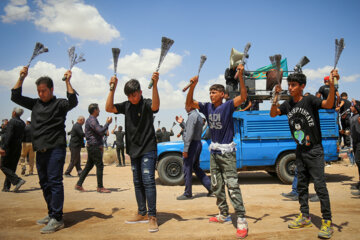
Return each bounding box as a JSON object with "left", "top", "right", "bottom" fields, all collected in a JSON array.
[
  {"left": 318, "top": 219, "right": 334, "bottom": 239},
  {"left": 288, "top": 213, "right": 312, "bottom": 229},
  {"left": 64, "top": 173, "right": 72, "bottom": 178},
  {"left": 209, "top": 214, "right": 232, "bottom": 224},
  {"left": 1, "top": 188, "right": 10, "bottom": 192},
  {"left": 351, "top": 190, "right": 360, "bottom": 196},
  {"left": 148, "top": 216, "right": 159, "bottom": 233},
  {"left": 176, "top": 194, "right": 192, "bottom": 200},
  {"left": 14, "top": 179, "right": 26, "bottom": 192},
  {"left": 125, "top": 214, "right": 149, "bottom": 224},
  {"left": 21, "top": 167, "right": 26, "bottom": 176},
  {"left": 116, "top": 164, "right": 122, "bottom": 167},
  {"left": 97, "top": 187, "right": 111, "bottom": 193},
  {"left": 74, "top": 185, "right": 86, "bottom": 192},
  {"left": 281, "top": 192, "right": 299, "bottom": 201},
  {"left": 236, "top": 217, "right": 248, "bottom": 239},
  {"left": 309, "top": 194, "right": 320, "bottom": 202},
  {"left": 40, "top": 218, "right": 64, "bottom": 234},
  {"left": 37, "top": 215, "right": 51, "bottom": 225}
]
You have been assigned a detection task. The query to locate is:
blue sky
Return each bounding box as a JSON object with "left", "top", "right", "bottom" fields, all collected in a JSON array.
[{"left": 1, "top": 0, "right": 359, "bottom": 143}]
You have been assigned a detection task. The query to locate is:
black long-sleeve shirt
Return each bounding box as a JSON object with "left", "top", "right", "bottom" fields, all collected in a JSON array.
[
  {"left": 69, "top": 122, "right": 85, "bottom": 148},
  {"left": 11, "top": 87, "right": 78, "bottom": 151},
  {"left": 1, "top": 116, "right": 25, "bottom": 152}
]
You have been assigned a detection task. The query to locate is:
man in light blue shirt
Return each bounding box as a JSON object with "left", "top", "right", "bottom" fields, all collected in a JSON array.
[{"left": 176, "top": 106, "right": 211, "bottom": 200}]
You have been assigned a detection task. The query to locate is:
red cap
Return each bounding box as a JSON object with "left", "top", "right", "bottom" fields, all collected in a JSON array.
[{"left": 324, "top": 76, "right": 330, "bottom": 82}]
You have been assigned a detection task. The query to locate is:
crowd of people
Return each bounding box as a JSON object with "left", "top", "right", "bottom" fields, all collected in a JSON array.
[{"left": 0, "top": 56, "right": 359, "bottom": 239}]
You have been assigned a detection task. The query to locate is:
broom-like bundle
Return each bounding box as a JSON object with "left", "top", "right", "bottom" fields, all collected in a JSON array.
[
  {"left": 110, "top": 48, "right": 121, "bottom": 90},
  {"left": 26, "top": 42, "right": 49, "bottom": 67},
  {"left": 62, "top": 46, "right": 86, "bottom": 81},
  {"left": 234, "top": 42, "right": 251, "bottom": 80},
  {"left": 148, "top": 37, "right": 175, "bottom": 89},
  {"left": 182, "top": 55, "right": 207, "bottom": 92}
]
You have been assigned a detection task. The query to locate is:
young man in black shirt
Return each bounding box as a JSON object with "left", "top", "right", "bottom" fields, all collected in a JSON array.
[
  {"left": 270, "top": 69, "right": 339, "bottom": 239},
  {"left": 111, "top": 125, "right": 126, "bottom": 166},
  {"left": 11, "top": 66, "right": 78, "bottom": 234},
  {"left": 106, "top": 73, "right": 160, "bottom": 233}
]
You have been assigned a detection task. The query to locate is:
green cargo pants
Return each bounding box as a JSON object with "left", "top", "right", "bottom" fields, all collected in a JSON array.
[{"left": 210, "top": 152, "right": 246, "bottom": 218}]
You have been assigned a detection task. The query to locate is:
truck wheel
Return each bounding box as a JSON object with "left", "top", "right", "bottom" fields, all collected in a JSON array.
[
  {"left": 157, "top": 154, "right": 185, "bottom": 186},
  {"left": 276, "top": 153, "right": 296, "bottom": 184}
]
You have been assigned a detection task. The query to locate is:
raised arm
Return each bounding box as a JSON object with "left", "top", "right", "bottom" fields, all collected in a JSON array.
[
  {"left": 240, "top": 100, "right": 252, "bottom": 111},
  {"left": 321, "top": 70, "right": 339, "bottom": 109},
  {"left": 270, "top": 84, "right": 282, "bottom": 117},
  {"left": 11, "top": 66, "right": 36, "bottom": 110},
  {"left": 151, "top": 72, "right": 160, "bottom": 112},
  {"left": 233, "top": 64, "right": 247, "bottom": 108},
  {"left": 63, "top": 70, "right": 75, "bottom": 94},
  {"left": 106, "top": 76, "right": 119, "bottom": 113},
  {"left": 111, "top": 125, "right": 117, "bottom": 134},
  {"left": 185, "top": 76, "right": 200, "bottom": 110}
]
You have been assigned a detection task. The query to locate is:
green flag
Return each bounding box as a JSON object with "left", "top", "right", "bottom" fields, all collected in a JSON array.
[{"left": 250, "top": 58, "right": 288, "bottom": 79}]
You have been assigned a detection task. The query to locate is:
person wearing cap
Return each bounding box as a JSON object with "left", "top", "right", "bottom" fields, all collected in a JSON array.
[
  {"left": 0, "top": 107, "right": 26, "bottom": 192},
  {"left": 19, "top": 117, "right": 35, "bottom": 176},
  {"left": 316, "top": 76, "right": 340, "bottom": 108}
]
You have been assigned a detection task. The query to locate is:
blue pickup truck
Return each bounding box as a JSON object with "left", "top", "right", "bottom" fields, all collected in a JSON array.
[{"left": 156, "top": 109, "right": 340, "bottom": 185}]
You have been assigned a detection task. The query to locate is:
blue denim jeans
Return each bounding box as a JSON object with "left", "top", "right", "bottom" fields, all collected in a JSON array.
[
  {"left": 183, "top": 140, "right": 211, "bottom": 197},
  {"left": 291, "top": 168, "right": 298, "bottom": 196},
  {"left": 130, "top": 151, "right": 157, "bottom": 217},
  {"left": 36, "top": 147, "right": 66, "bottom": 221}
]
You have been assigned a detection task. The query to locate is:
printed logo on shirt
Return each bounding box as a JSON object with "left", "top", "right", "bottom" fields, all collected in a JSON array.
[
  {"left": 208, "top": 113, "right": 222, "bottom": 129},
  {"left": 288, "top": 107, "right": 314, "bottom": 146}
]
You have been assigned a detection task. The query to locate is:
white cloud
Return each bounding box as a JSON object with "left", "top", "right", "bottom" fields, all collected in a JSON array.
[
  {"left": 1, "top": 0, "right": 33, "bottom": 23},
  {"left": 303, "top": 65, "right": 333, "bottom": 81},
  {"left": 109, "top": 48, "right": 183, "bottom": 78},
  {"left": 1, "top": 0, "right": 120, "bottom": 43},
  {"left": 342, "top": 74, "right": 360, "bottom": 82}
]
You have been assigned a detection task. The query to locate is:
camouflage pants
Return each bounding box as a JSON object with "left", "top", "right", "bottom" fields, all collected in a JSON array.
[{"left": 210, "top": 152, "right": 246, "bottom": 218}]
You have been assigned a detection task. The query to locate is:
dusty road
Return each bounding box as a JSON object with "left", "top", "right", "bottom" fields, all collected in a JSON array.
[{"left": 0, "top": 149, "right": 359, "bottom": 240}]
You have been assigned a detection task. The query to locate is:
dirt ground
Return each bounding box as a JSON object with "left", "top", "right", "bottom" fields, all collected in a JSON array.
[{"left": 0, "top": 149, "right": 359, "bottom": 240}]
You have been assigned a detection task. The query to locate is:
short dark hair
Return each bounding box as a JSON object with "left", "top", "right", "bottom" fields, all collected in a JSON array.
[
  {"left": 287, "top": 73, "right": 306, "bottom": 86},
  {"left": 162, "top": 127, "right": 166, "bottom": 131},
  {"left": 124, "top": 79, "right": 141, "bottom": 96},
  {"left": 340, "top": 92, "right": 348, "bottom": 98},
  {"left": 209, "top": 84, "right": 225, "bottom": 93},
  {"left": 35, "top": 76, "right": 53, "bottom": 89},
  {"left": 88, "top": 103, "right": 99, "bottom": 114}
]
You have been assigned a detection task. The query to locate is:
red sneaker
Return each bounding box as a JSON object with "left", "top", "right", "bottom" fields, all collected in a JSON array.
[{"left": 236, "top": 217, "right": 248, "bottom": 239}]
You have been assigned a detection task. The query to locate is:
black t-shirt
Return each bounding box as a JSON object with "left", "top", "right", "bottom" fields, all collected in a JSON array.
[
  {"left": 340, "top": 98, "right": 351, "bottom": 114},
  {"left": 114, "top": 97, "right": 158, "bottom": 158},
  {"left": 279, "top": 95, "right": 323, "bottom": 147},
  {"left": 318, "top": 85, "right": 338, "bottom": 108},
  {"left": 114, "top": 130, "right": 125, "bottom": 146},
  {"left": 23, "top": 124, "right": 33, "bottom": 143}
]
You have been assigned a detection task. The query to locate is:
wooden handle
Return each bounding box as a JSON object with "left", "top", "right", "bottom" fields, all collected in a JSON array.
[{"left": 182, "top": 81, "right": 194, "bottom": 92}]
